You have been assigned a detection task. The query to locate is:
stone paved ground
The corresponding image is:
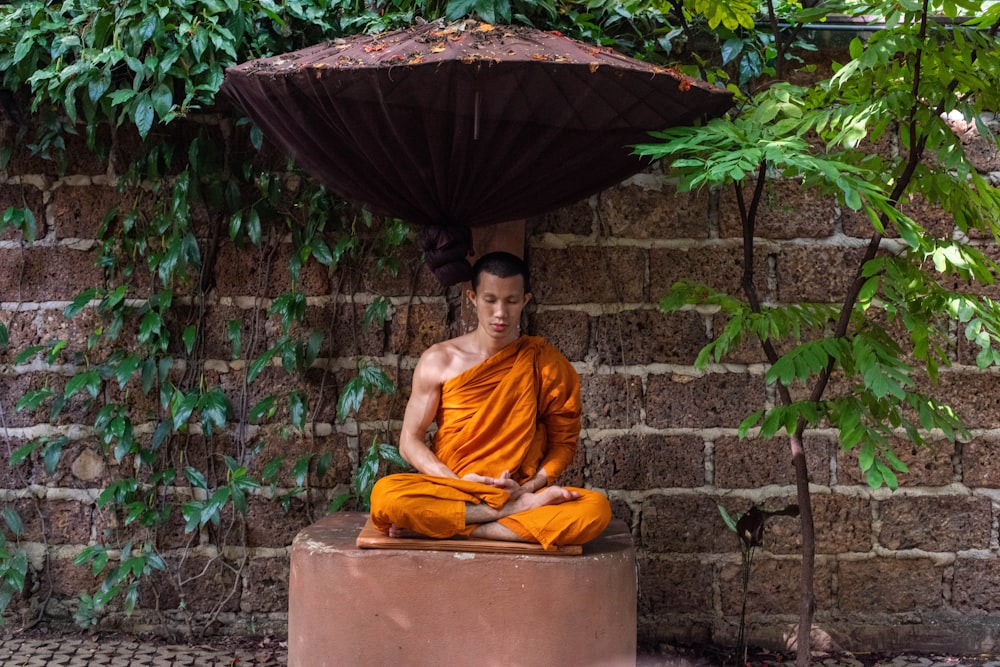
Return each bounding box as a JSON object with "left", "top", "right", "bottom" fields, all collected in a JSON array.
[
  {"left": 0, "top": 635, "right": 287, "bottom": 666},
  {"left": 2, "top": 634, "right": 1000, "bottom": 667}
]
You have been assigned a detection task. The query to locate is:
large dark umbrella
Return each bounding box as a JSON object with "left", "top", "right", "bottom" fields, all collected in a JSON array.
[{"left": 221, "top": 19, "right": 732, "bottom": 284}]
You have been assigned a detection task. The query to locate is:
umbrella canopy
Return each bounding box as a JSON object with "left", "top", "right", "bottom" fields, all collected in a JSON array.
[{"left": 221, "top": 19, "right": 733, "bottom": 284}]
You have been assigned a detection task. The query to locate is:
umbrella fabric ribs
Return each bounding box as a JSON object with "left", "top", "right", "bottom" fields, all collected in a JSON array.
[{"left": 221, "top": 19, "right": 733, "bottom": 285}]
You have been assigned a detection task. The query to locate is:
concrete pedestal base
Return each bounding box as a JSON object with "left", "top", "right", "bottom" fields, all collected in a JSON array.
[{"left": 288, "top": 512, "right": 637, "bottom": 667}]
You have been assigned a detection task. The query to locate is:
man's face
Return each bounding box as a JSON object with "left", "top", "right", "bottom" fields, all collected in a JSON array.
[{"left": 468, "top": 272, "right": 532, "bottom": 341}]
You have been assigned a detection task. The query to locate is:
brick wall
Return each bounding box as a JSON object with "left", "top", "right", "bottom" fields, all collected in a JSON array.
[{"left": 3, "top": 112, "right": 1000, "bottom": 652}]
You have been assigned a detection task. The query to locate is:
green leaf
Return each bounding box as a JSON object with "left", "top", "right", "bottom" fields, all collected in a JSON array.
[
  {"left": 65, "top": 288, "right": 99, "bottom": 318},
  {"left": 150, "top": 83, "right": 173, "bottom": 118},
  {"left": 183, "top": 325, "right": 197, "bottom": 355},
  {"left": 248, "top": 396, "right": 277, "bottom": 423},
  {"left": 717, "top": 504, "right": 738, "bottom": 533},
  {"left": 13, "top": 345, "right": 46, "bottom": 365},
  {"left": 198, "top": 388, "right": 230, "bottom": 436},
  {"left": 312, "top": 239, "right": 334, "bottom": 266},
  {"left": 170, "top": 390, "right": 199, "bottom": 431},
  {"left": 3, "top": 507, "right": 23, "bottom": 537},
  {"left": 114, "top": 354, "right": 143, "bottom": 390},
  {"left": 261, "top": 457, "right": 285, "bottom": 484},
  {"left": 292, "top": 456, "right": 311, "bottom": 487},
  {"left": 42, "top": 436, "right": 68, "bottom": 475},
  {"left": 183, "top": 466, "right": 208, "bottom": 490},
  {"left": 15, "top": 388, "right": 51, "bottom": 413},
  {"left": 288, "top": 391, "right": 307, "bottom": 430},
  {"left": 376, "top": 443, "right": 408, "bottom": 468},
  {"left": 227, "top": 320, "right": 242, "bottom": 359},
  {"left": 336, "top": 375, "right": 365, "bottom": 422},
  {"left": 65, "top": 370, "right": 101, "bottom": 399},
  {"left": 133, "top": 93, "right": 155, "bottom": 138}
]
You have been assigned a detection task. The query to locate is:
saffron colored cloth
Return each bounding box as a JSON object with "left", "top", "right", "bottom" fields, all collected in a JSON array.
[{"left": 370, "top": 336, "right": 611, "bottom": 550}]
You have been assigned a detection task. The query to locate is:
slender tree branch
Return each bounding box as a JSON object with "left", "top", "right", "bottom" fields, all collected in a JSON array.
[{"left": 765, "top": 0, "right": 785, "bottom": 80}]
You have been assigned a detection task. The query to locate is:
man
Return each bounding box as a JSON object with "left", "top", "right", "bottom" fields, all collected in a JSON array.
[{"left": 370, "top": 251, "right": 612, "bottom": 550}]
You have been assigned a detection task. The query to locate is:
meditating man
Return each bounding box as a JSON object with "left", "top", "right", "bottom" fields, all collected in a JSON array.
[{"left": 370, "top": 251, "right": 612, "bottom": 550}]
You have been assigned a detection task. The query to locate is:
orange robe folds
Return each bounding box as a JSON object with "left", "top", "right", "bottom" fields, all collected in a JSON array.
[{"left": 370, "top": 336, "right": 611, "bottom": 550}]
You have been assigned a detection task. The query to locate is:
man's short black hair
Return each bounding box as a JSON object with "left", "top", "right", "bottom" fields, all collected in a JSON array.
[{"left": 470, "top": 251, "right": 531, "bottom": 294}]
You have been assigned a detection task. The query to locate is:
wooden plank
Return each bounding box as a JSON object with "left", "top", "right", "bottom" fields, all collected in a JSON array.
[{"left": 355, "top": 517, "right": 582, "bottom": 556}]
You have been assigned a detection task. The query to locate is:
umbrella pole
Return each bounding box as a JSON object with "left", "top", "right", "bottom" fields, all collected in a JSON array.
[{"left": 458, "top": 220, "right": 526, "bottom": 334}]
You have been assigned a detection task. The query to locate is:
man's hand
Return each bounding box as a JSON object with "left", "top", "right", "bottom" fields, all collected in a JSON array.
[
  {"left": 461, "top": 470, "right": 548, "bottom": 501},
  {"left": 461, "top": 472, "right": 521, "bottom": 494}
]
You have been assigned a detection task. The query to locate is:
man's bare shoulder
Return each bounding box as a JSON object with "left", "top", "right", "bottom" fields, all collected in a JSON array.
[{"left": 415, "top": 334, "right": 480, "bottom": 385}]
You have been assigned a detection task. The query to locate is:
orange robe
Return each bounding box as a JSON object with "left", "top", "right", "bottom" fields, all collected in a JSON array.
[{"left": 370, "top": 336, "right": 611, "bottom": 550}]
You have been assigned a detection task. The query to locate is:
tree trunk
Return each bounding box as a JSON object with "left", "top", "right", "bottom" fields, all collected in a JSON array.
[{"left": 790, "top": 433, "right": 815, "bottom": 667}]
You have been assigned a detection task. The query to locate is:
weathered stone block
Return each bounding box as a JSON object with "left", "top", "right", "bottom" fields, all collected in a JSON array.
[
  {"left": 719, "top": 556, "right": 834, "bottom": 615},
  {"left": 641, "top": 493, "right": 734, "bottom": 553},
  {"left": 215, "top": 242, "right": 329, "bottom": 298},
  {"left": 530, "top": 246, "right": 645, "bottom": 305},
  {"left": 953, "top": 557, "right": 1000, "bottom": 613},
  {"left": 47, "top": 556, "right": 101, "bottom": 597},
  {"left": 6, "top": 372, "right": 101, "bottom": 428},
  {"left": 352, "top": 365, "right": 409, "bottom": 423},
  {"left": 774, "top": 246, "right": 868, "bottom": 303},
  {"left": 765, "top": 493, "right": 871, "bottom": 555},
  {"left": 709, "top": 312, "right": 771, "bottom": 365},
  {"left": 0, "top": 247, "right": 103, "bottom": 302},
  {"left": 48, "top": 182, "right": 127, "bottom": 240},
  {"left": 878, "top": 494, "right": 991, "bottom": 551},
  {"left": 649, "top": 245, "right": 771, "bottom": 303},
  {"left": 559, "top": 439, "right": 587, "bottom": 488},
  {"left": 837, "top": 437, "right": 955, "bottom": 487},
  {"left": 194, "top": 304, "right": 270, "bottom": 361},
  {"left": 963, "top": 438, "right": 1000, "bottom": 488},
  {"left": 242, "top": 556, "right": 290, "bottom": 614},
  {"left": 0, "top": 309, "right": 38, "bottom": 364},
  {"left": 140, "top": 553, "right": 241, "bottom": 614},
  {"left": 388, "top": 301, "right": 449, "bottom": 357},
  {"left": 0, "top": 438, "right": 32, "bottom": 488},
  {"left": 38, "top": 306, "right": 124, "bottom": 363},
  {"left": 361, "top": 243, "right": 444, "bottom": 299},
  {"left": 580, "top": 373, "right": 643, "bottom": 429},
  {"left": 646, "top": 372, "right": 766, "bottom": 429},
  {"left": 0, "top": 182, "right": 46, "bottom": 240},
  {"left": 246, "top": 432, "right": 353, "bottom": 490},
  {"left": 594, "top": 308, "right": 708, "bottom": 366},
  {"left": 528, "top": 309, "right": 590, "bottom": 361},
  {"left": 590, "top": 433, "right": 704, "bottom": 490},
  {"left": 720, "top": 179, "right": 836, "bottom": 239},
  {"left": 842, "top": 192, "right": 956, "bottom": 240},
  {"left": 638, "top": 555, "right": 714, "bottom": 616},
  {"left": 33, "top": 438, "right": 116, "bottom": 489},
  {"left": 714, "top": 434, "right": 831, "bottom": 488},
  {"left": 245, "top": 495, "right": 312, "bottom": 549},
  {"left": 598, "top": 182, "right": 711, "bottom": 240},
  {"left": 7, "top": 124, "right": 106, "bottom": 177},
  {"left": 837, "top": 557, "right": 943, "bottom": 613},
  {"left": 931, "top": 371, "right": 1000, "bottom": 429},
  {"left": 527, "top": 197, "right": 593, "bottom": 236}
]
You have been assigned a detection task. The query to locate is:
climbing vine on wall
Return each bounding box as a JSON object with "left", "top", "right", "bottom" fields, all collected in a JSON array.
[{"left": 0, "top": 0, "right": 798, "bottom": 634}]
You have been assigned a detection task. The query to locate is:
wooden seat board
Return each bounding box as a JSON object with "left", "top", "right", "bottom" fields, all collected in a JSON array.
[{"left": 355, "top": 517, "right": 582, "bottom": 555}]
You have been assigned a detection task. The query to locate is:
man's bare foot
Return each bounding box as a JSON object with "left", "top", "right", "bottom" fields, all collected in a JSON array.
[
  {"left": 387, "top": 524, "right": 429, "bottom": 539},
  {"left": 505, "top": 485, "right": 580, "bottom": 514}
]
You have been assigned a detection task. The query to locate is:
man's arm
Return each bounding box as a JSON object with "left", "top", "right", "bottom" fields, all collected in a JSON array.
[
  {"left": 398, "top": 348, "right": 457, "bottom": 478},
  {"left": 535, "top": 346, "right": 582, "bottom": 482}
]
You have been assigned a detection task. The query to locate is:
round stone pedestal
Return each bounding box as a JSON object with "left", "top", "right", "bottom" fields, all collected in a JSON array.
[{"left": 288, "top": 512, "right": 637, "bottom": 667}]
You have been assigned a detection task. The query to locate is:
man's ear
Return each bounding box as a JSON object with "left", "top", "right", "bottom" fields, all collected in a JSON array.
[
  {"left": 465, "top": 288, "right": 476, "bottom": 302},
  {"left": 524, "top": 292, "right": 533, "bottom": 304}
]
